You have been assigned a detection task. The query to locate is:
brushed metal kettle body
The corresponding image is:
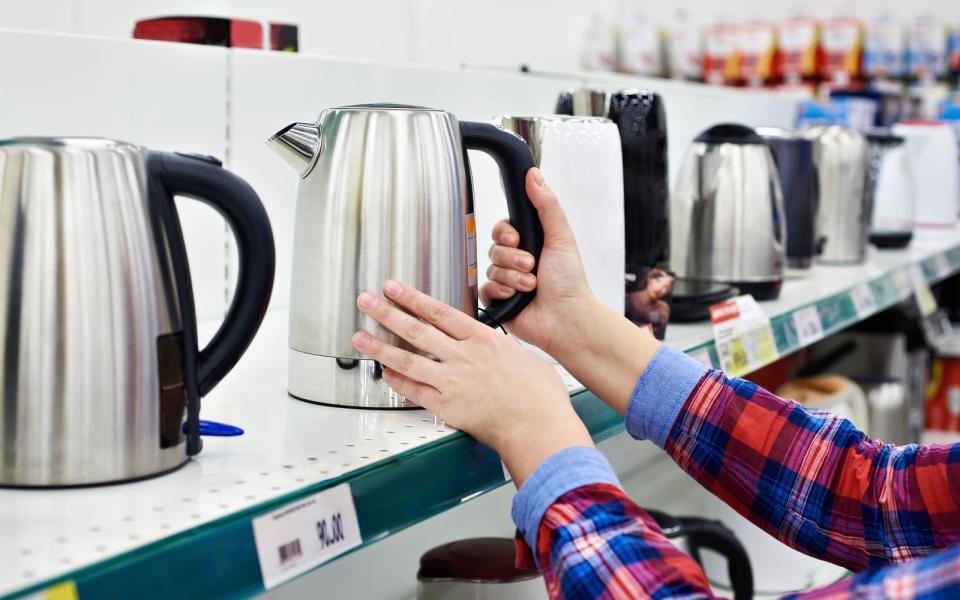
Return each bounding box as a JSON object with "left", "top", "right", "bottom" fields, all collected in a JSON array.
[
  {"left": 670, "top": 124, "right": 786, "bottom": 300},
  {"left": 802, "top": 126, "right": 872, "bottom": 264},
  {"left": 0, "top": 138, "right": 275, "bottom": 486},
  {"left": 270, "top": 105, "right": 541, "bottom": 409}
]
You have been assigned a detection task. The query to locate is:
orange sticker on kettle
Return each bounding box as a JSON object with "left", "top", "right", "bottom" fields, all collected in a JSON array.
[{"left": 466, "top": 213, "right": 478, "bottom": 286}]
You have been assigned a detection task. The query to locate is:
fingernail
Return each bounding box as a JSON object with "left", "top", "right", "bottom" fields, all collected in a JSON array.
[
  {"left": 531, "top": 167, "right": 545, "bottom": 187},
  {"left": 500, "top": 232, "right": 516, "bottom": 245},
  {"left": 357, "top": 292, "right": 377, "bottom": 309},
  {"left": 520, "top": 274, "right": 536, "bottom": 289},
  {"left": 352, "top": 331, "right": 370, "bottom": 349},
  {"left": 516, "top": 254, "right": 534, "bottom": 269},
  {"left": 384, "top": 279, "right": 403, "bottom": 297}
]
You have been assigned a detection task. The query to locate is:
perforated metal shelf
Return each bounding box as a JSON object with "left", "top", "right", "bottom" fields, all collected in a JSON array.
[{"left": 3, "top": 230, "right": 960, "bottom": 599}]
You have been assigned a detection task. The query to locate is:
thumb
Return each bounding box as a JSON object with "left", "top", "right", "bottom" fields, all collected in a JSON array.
[{"left": 526, "top": 168, "right": 576, "bottom": 247}]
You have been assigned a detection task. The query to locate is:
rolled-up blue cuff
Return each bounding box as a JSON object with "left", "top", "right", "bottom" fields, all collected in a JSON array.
[
  {"left": 626, "top": 345, "right": 709, "bottom": 447},
  {"left": 511, "top": 446, "right": 621, "bottom": 553}
]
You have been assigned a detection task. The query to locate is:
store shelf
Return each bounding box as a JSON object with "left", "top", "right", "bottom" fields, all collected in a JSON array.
[{"left": 3, "top": 232, "right": 960, "bottom": 599}]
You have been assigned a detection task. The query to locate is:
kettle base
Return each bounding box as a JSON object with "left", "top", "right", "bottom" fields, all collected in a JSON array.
[
  {"left": 288, "top": 348, "right": 421, "bottom": 409},
  {"left": 729, "top": 279, "right": 782, "bottom": 301}
]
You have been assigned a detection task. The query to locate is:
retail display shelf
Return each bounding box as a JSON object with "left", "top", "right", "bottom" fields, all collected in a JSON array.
[{"left": 3, "top": 232, "right": 960, "bottom": 599}]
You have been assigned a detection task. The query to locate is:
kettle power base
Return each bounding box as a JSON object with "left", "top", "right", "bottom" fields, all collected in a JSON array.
[{"left": 288, "top": 348, "right": 420, "bottom": 409}]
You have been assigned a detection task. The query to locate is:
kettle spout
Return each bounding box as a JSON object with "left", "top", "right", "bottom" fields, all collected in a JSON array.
[{"left": 267, "top": 122, "right": 320, "bottom": 177}]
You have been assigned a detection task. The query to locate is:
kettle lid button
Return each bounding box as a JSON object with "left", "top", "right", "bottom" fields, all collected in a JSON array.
[{"left": 174, "top": 152, "right": 223, "bottom": 167}]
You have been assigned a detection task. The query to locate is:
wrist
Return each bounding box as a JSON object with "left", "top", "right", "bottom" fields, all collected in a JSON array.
[
  {"left": 547, "top": 295, "right": 612, "bottom": 364},
  {"left": 497, "top": 407, "right": 593, "bottom": 487}
]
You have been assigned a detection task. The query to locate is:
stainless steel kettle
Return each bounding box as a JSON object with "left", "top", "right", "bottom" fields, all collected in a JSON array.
[
  {"left": 0, "top": 138, "right": 276, "bottom": 486},
  {"left": 801, "top": 126, "right": 872, "bottom": 264},
  {"left": 671, "top": 124, "right": 786, "bottom": 300},
  {"left": 269, "top": 104, "right": 542, "bottom": 409}
]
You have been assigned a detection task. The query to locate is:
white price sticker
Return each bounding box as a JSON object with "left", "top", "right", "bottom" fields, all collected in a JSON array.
[
  {"left": 935, "top": 254, "right": 952, "bottom": 279},
  {"left": 850, "top": 284, "right": 877, "bottom": 318},
  {"left": 691, "top": 348, "right": 714, "bottom": 368},
  {"left": 895, "top": 269, "right": 913, "bottom": 299},
  {"left": 910, "top": 265, "right": 939, "bottom": 317},
  {"left": 502, "top": 460, "right": 512, "bottom": 483},
  {"left": 792, "top": 305, "right": 824, "bottom": 346},
  {"left": 253, "top": 484, "right": 362, "bottom": 589}
]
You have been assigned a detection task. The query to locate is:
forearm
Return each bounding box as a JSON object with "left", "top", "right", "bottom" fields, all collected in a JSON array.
[
  {"left": 550, "top": 297, "right": 660, "bottom": 415},
  {"left": 511, "top": 449, "right": 716, "bottom": 598}
]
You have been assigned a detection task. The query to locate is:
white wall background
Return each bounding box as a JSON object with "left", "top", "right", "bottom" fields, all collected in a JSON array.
[{"left": 3, "top": 0, "right": 959, "bottom": 73}]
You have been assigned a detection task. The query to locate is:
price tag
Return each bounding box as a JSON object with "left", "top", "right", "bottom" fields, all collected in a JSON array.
[
  {"left": 894, "top": 269, "right": 913, "bottom": 299},
  {"left": 910, "top": 265, "right": 939, "bottom": 317},
  {"left": 792, "top": 305, "right": 824, "bottom": 346},
  {"left": 502, "top": 461, "right": 512, "bottom": 483},
  {"left": 934, "top": 253, "right": 952, "bottom": 279},
  {"left": 850, "top": 284, "right": 878, "bottom": 318},
  {"left": 24, "top": 582, "right": 78, "bottom": 600},
  {"left": 710, "top": 295, "right": 779, "bottom": 377},
  {"left": 690, "top": 348, "right": 714, "bottom": 368},
  {"left": 253, "top": 483, "right": 362, "bottom": 589}
]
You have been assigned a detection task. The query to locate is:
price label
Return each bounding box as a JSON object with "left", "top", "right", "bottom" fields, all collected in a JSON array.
[
  {"left": 253, "top": 483, "right": 362, "bottom": 589},
  {"left": 792, "top": 305, "right": 824, "bottom": 346},
  {"left": 850, "top": 284, "right": 877, "bottom": 318},
  {"left": 710, "top": 295, "right": 779, "bottom": 377},
  {"left": 24, "top": 582, "right": 78, "bottom": 600},
  {"left": 894, "top": 269, "right": 913, "bottom": 299},
  {"left": 502, "top": 461, "right": 512, "bottom": 483},
  {"left": 910, "top": 265, "right": 939, "bottom": 317},
  {"left": 935, "top": 253, "right": 952, "bottom": 279},
  {"left": 690, "top": 348, "right": 714, "bottom": 368}
]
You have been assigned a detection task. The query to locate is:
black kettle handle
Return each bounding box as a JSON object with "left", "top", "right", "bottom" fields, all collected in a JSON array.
[
  {"left": 147, "top": 152, "right": 276, "bottom": 396},
  {"left": 678, "top": 517, "right": 755, "bottom": 600},
  {"left": 460, "top": 121, "right": 544, "bottom": 325}
]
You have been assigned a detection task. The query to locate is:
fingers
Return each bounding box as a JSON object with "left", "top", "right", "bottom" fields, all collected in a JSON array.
[
  {"left": 382, "top": 369, "right": 443, "bottom": 413},
  {"left": 479, "top": 280, "right": 517, "bottom": 305},
  {"left": 525, "top": 168, "right": 577, "bottom": 247},
  {"left": 357, "top": 292, "right": 453, "bottom": 357},
  {"left": 382, "top": 280, "right": 482, "bottom": 340},
  {"left": 352, "top": 331, "right": 441, "bottom": 385},
  {"left": 486, "top": 265, "right": 537, "bottom": 293},
  {"left": 492, "top": 219, "right": 520, "bottom": 248},
  {"left": 488, "top": 245, "right": 535, "bottom": 273}
]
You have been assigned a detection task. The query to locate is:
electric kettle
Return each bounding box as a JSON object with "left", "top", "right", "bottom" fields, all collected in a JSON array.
[
  {"left": 555, "top": 88, "right": 670, "bottom": 271},
  {"left": 270, "top": 104, "right": 543, "bottom": 409},
  {"left": 802, "top": 125, "right": 872, "bottom": 264},
  {"left": 497, "top": 115, "right": 626, "bottom": 325},
  {"left": 866, "top": 130, "right": 914, "bottom": 248},
  {"left": 0, "top": 138, "right": 275, "bottom": 486},
  {"left": 891, "top": 121, "right": 960, "bottom": 229},
  {"left": 757, "top": 127, "right": 821, "bottom": 269},
  {"left": 647, "top": 510, "right": 755, "bottom": 600},
  {"left": 671, "top": 124, "right": 786, "bottom": 300}
]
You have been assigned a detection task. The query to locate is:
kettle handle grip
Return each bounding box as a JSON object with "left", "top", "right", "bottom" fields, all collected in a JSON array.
[
  {"left": 460, "top": 121, "right": 544, "bottom": 325},
  {"left": 677, "top": 517, "right": 754, "bottom": 600},
  {"left": 147, "top": 152, "right": 276, "bottom": 397}
]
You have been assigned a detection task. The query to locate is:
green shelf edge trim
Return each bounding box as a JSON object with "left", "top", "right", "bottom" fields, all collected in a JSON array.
[{"left": 8, "top": 245, "right": 960, "bottom": 599}]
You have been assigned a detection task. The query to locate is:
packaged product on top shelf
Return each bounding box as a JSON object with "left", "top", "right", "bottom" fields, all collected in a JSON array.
[
  {"left": 620, "top": 13, "right": 664, "bottom": 77},
  {"left": 703, "top": 22, "right": 738, "bottom": 85},
  {"left": 736, "top": 21, "right": 779, "bottom": 87},
  {"left": 864, "top": 15, "right": 905, "bottom": 82},
  {"left": 950, "top": 22, "right": 960, "bottom": 84},
  {"left": 581, "top": 13, "right": 618, "bottom": 72},
  {"left": 778, "top": 16, "right": 822, "bottom": 89},
  {"left": 906, "top": 15, "right": 948, "bottom": 83},
  {"left": 820, "top": 16, "right": 864, "bottom": 89},
  {"left": 666, "top": 9, "right": 703, "bottom": 82}
]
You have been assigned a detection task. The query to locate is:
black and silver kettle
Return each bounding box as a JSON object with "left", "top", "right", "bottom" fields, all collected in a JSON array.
[{"left": 0, "top": 138, "right": 276, "bottom": 486}]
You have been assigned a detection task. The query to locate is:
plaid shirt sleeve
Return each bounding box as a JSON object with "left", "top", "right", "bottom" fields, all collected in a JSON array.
[{"left": 509, "top": 344, "right": 960, "bottom": 599}]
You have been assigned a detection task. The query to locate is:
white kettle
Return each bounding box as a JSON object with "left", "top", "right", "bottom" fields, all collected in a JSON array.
[{"left": 892, "top": 121, "right": 960, "bottom": 229}]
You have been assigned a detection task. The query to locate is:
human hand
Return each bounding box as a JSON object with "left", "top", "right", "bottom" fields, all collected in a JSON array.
[
  {"left": 352, "top": 279, "right": 593, "bottom": 485},
  {"left": 480, "top": 168, "right": 598, "bottom": 357}
]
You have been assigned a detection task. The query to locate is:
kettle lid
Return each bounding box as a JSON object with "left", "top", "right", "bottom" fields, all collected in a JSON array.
[
  {"left": 696, "top": 123, "right": 765, "bottom": 145},
  {"left": 865, "top": 128, "right": 905, "bottom": 145},
  {"left": 335, "top": 102, "right": 442, "bottom": 112},
  {"left": 417, "top": 538, "right": 540, "bottom": 583}
]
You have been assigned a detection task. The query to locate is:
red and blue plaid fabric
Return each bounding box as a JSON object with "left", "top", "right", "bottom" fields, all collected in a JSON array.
[{"left": 516, "top": 367, "right": 960, "bottom": 598}]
